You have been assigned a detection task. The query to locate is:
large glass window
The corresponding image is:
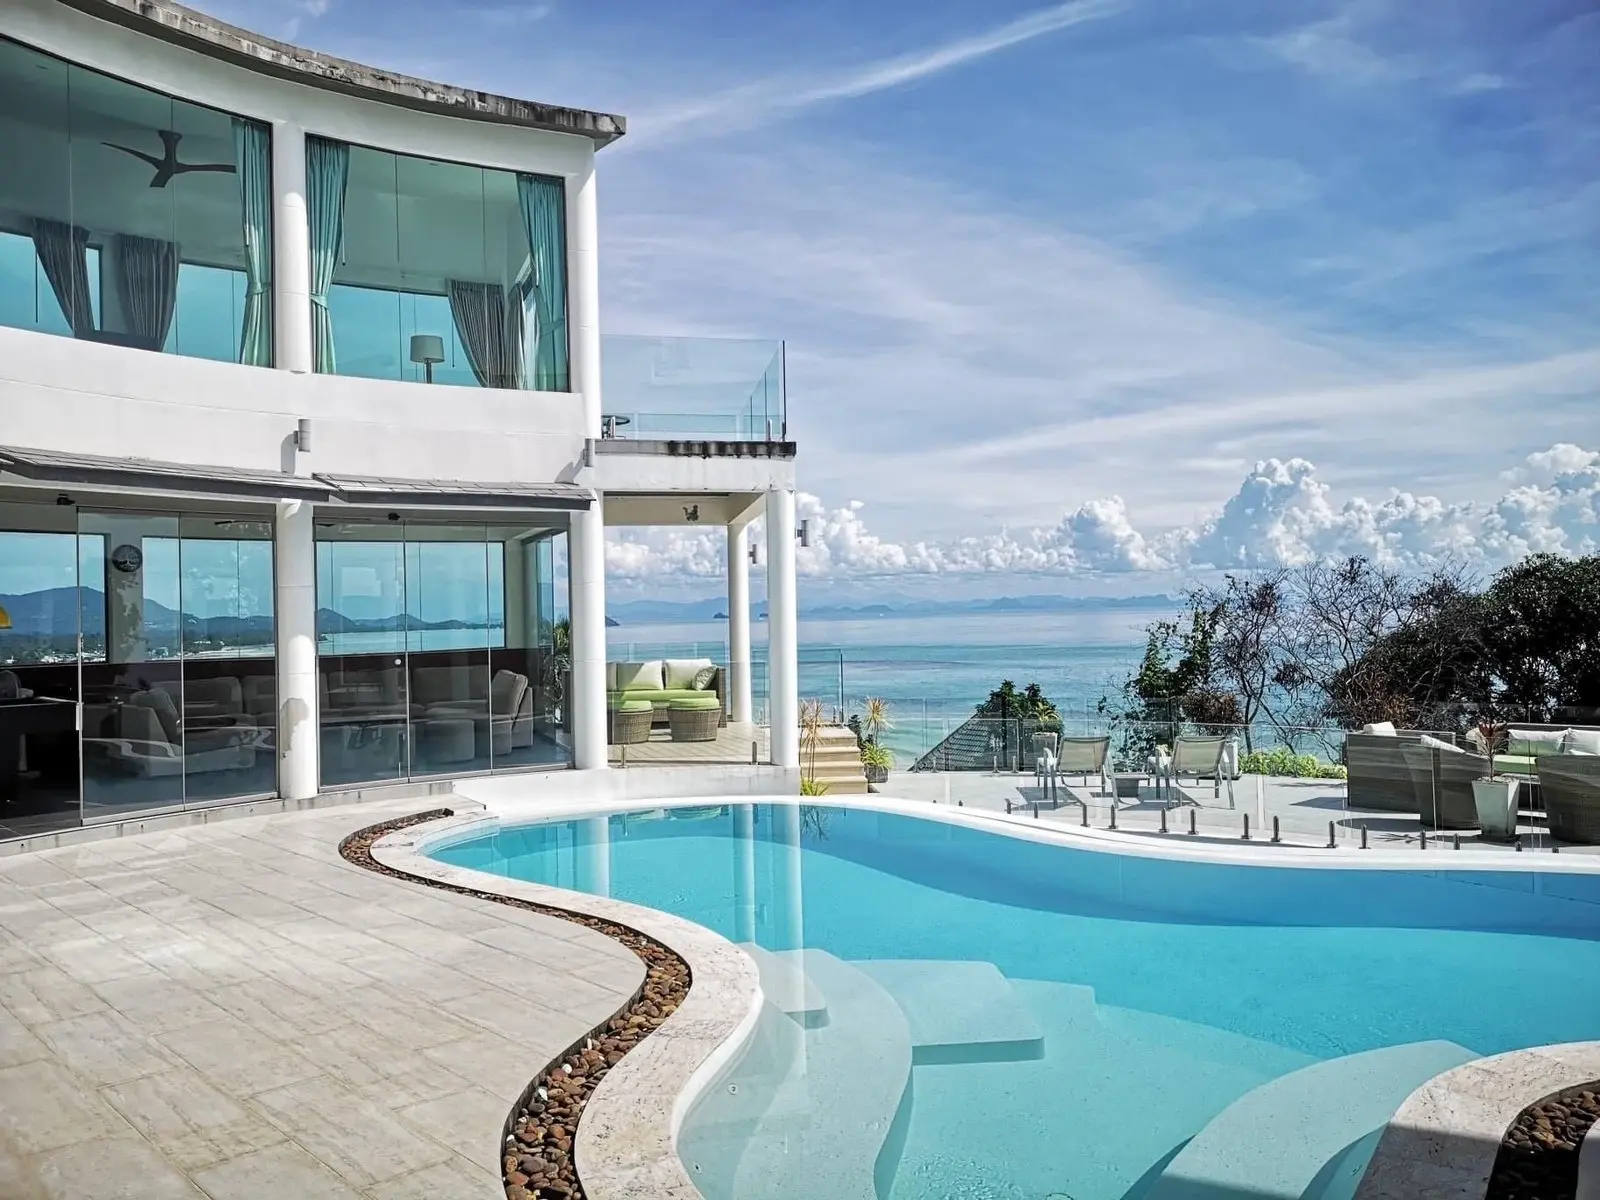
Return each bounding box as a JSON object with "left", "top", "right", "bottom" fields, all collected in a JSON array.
[
  {"left": 0, "top": 37, "right": 272, "bottom": 365},
  {"left": 308, "top": 137, "right": 569, "bottom": 391},
  {"left": 315, "top": 520, "right": 570, "bottom": 788}
]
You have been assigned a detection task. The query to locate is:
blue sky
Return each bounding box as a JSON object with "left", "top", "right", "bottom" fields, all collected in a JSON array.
[{"left": 201, "top": 0, "right": 1599, "bottom": 598}]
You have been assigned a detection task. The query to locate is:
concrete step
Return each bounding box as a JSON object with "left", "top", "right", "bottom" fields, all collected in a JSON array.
[
  {"left": 739, "top": 944, "right": 828, "bottom": 1028},
  {"left": 1143, "top": 1040, "right": 1479, "bottom": 1200}
]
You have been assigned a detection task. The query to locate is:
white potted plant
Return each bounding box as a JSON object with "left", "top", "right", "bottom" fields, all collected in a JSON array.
[{"left": 1470, "top": 717, "right": 1518, "bottom": 841}]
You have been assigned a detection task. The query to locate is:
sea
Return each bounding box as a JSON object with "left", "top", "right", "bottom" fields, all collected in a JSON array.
[{"left": 609, "top": 605, "right": 1178, "bottom": 764}]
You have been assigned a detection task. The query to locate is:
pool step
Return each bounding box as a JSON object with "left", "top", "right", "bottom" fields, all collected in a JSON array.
[
  {"left": 1142, "top": 1040, "right": 1478, "bottom": 1200},
  {"left": 739, "top": 943, "right": 829, "bottom": 1027},
  {"left": 737, "top": 950, "right": 912, "bottom": 1199},
  {"left": 850, "top": 959, "right": 1045, "bottom": 1064}
]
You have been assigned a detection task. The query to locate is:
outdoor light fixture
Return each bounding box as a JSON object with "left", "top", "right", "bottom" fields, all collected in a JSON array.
[
  {"left": 293, "top": 418, "right": 312, "bottom": 453},
  {"left": 748, "top": 544, "right": 759, "bottom": 565},
  {"left": 796, "top": 519, "right": 810, "bottom": 548},
  {"left": 684, "top": 504, "right": 700, "bottom": 523},
  {"left": 409, "top": 334, "right": 445, "bottom": 383}
]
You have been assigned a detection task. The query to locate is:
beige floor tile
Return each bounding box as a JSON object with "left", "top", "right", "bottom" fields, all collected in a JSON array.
[
  {"left": 395, "top": 1084, "right": 510, "bottom": 1174},
  {"left": 156, "top": 1017, "right": 322, "bottom": 1097},
  {"left": 0, "top": 1060, "right": 124, "bottom": 1156},
  {"left": 190, "top": 1142, "right": 365, "bottom": 1200},
  {"left": 89, "top": 973, "right": 231, "bottom": 1034},
  {"left": 371, "top": 1152, "right": 500, "bottom": 1200},
  {"left": 31, "top": 1133, "right": 205, "bottom": 1199},
  {"left": 34, "top": 1009, "right": 177, "bottom": 1086},
  {"left": 248, "top": 1074, "right": 453, "bottom": 1187},
  {"left": 421, "top": 1032, "right": 547, "bottom": 1102},
  {"left": 101, "top": 1067, "right": 288, "bottom": 1173},
  {"left": 0, "top": 1004, "right": 49, "bottom": 1069},
  {"left": 0, "top": 965, "right": 110, "bottom": 1026}
]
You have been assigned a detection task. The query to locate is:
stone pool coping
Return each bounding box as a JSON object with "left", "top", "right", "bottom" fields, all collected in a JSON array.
[
  {"left": 370, "top": 810, "right": 765, "bottom": 1200},
  {"left": 1355, "top": 1042, "right": 1600, "bottom": 1200}
]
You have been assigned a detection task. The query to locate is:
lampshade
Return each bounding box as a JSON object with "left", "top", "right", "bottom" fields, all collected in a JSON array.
[{"left": 409, "top": 334, "right": 445, "bottom": 365}]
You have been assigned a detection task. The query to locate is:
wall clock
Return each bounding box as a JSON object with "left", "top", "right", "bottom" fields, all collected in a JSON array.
[{"left": 110, "top": 544, "right": 143, "bottom": 574}]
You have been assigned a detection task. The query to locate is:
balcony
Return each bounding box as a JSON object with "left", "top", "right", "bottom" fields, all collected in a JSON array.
[{"left": 600, "top": 335, "right": 789, "bottom": 453}]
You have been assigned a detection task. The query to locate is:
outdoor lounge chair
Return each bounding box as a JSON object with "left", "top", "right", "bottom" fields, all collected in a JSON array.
[
  {"left": 1055, "top": 735, "right": 1110, "bottom": 798},
  {"left": 1540, "top": 755, "right": 1600, "bottom": 845},
  {"left": 1031, "top": 731, "right": 1059, "bottom": 800},
  {"left": 1161, "top": 735, "right": 1234, "bottom": 808},
  {"left": 1400, "top": 742, "right": 1482, "bottom": 831}
]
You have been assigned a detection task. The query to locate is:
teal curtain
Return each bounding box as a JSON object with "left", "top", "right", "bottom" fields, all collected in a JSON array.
[
  {"left": 232, "top": 119, "right": 272, "bottom": 366},
  {"left": 306, "top": 136, "right": 349, "bottom": 374},
  {"left": 518, "top": 174, "right": 569, "bottom": 392}
]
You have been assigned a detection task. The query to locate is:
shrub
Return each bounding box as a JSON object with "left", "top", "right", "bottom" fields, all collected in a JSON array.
[
  {"left": 861, "top": 742, "right": 894, "bottom": 770},
  {"left": 800, "top": 777, "right": 830, "bottom": 796},
  {"left": 1239, "top": 747, "right": 1348, "bottom": 780}
]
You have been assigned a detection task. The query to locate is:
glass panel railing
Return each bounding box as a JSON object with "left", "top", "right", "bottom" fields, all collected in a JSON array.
[{"left": 601, "top": 334, "right": 784, "bottom": 443}]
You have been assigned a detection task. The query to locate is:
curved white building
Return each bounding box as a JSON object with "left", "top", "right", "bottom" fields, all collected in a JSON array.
[{"left": 0, "top": 0, "right": 799, "bottom": 839}]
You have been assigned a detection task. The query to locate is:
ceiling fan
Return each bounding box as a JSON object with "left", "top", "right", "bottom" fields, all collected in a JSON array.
[{"left": 102, "top": 129, "right": 235, "bottom": 189}]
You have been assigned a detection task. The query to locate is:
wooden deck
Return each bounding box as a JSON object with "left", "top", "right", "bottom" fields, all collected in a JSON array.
[{"left": 607, "top": 721, "right": 770, "bottom": 765}]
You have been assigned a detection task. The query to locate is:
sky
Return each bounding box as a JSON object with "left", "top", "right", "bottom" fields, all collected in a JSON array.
[{"left": 198, "top": 0, "right": 1598, "bottom": 602}]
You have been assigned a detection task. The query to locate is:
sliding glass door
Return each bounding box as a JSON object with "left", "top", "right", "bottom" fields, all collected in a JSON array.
[{"left": 315, "top": 518, "right": 569, "bottom": 789}]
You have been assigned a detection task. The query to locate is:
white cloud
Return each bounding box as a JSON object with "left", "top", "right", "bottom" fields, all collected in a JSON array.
[
  {"left": 632, "top": 0, "right": 1125, "bottom": 144},
  {"left": 606, "top": 444, "right": 1600, "bottom": 584}
]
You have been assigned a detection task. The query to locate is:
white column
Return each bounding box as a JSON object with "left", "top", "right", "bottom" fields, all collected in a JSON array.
[
  {"left": 275, "top": 498, "right": 319, "bottom": 800},
  {"left": 765, "top": 489, "right": 799, "bottom": 768},
  {"left": 272, "top": 120, "right": 312, "bottom": 375},
  {"left": 727, "top": 524, "right": 752, "bottom": 725},
  {"left": 567, "top": 148, "right": 602, "bottom": 438},
  {"left": 772, "top": 804, "right": 807, "bottom": 1021},
  {"left": 573, "top": 815, "right": 611, "bottom": 897},
  {"left": 569, "top": 499, "right": 608, "bottom": 770}
]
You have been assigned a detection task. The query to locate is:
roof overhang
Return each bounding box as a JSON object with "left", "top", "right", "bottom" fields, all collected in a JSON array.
[{"left": 0, "top": 447, "right": 594, "bottom": 511}]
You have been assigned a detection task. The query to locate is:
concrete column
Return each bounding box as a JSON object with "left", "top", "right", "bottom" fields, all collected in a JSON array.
[
  {"left": 97, "top": 522, "right": 146, "bottom": 663},
  {"left": 567, "top": 149, "right": 602, "bottom": 438},
  {"left": 771, "top": 803, "right": 807, "bottom": 1019},
  {"left": 275, "top": 499, "right": 319, "bottom": 800},
  {"left": 732, "top": 803, "right": 757, "bottom": 944},
  {"left": 765, "top": 489, "right": 799, "bottom": 768},
  {"left": 569, "top": 499, "right": 608, "bottom": 770},
  {"left": 272, "top": 120, "right": 313, "bottom": 375},
  {"left": 726, "top": 524, "right": 753, "bottom": 725}
]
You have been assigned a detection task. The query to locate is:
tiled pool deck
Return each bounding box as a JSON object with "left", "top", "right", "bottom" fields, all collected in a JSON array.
[{"left": 0, "top": 799, "right": 645, "bottom": 1200}]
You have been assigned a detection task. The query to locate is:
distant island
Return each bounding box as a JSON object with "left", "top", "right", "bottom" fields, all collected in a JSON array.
[{"left": 607, "top": 593, "right": 1178, "bottom": 624}]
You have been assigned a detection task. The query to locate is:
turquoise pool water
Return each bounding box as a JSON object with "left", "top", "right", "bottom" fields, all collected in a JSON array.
[{"left": 433, "top": 804, "right": 1600, "bottom": 1200}]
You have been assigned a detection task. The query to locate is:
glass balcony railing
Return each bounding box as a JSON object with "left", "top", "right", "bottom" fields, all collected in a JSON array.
[{"left": 601, "top": 334, "right": 785, "bottom": 442}]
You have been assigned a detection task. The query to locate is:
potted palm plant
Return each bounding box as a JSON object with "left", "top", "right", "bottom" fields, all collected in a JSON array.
[
  {"left": 861, "top": 741, "right": 893, "bottom": 786},
  {"left": 1470, "top": 717, "right": 1518, "bottom": 841},
  {"left": 858, "top": 697, "right": 894, "bottom": 783}
]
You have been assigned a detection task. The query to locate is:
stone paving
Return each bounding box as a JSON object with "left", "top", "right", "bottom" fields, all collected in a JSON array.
[{"left": 0, "top": 799, "right": 644, "bottom": 1200}]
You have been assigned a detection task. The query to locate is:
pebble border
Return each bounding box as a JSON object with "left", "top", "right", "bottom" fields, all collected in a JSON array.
[
  {"left": 1487, "top": 1079, "right": 1600, "bottom": 1200},
  {"left": 338, "top": 809, "right": 693, "bottom": 1200}
]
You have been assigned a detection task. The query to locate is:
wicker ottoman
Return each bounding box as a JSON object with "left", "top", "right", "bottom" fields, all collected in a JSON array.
[
  {"left": 608, "top": 700, "right": 652, "bottom": 745},
  {"left": 668, "top": 697, "right": 721, "bottom": 742}
]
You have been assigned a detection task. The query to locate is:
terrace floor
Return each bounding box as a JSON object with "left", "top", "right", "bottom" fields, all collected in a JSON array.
[
  {"left": 884, "top": 771, "right": 1600, "bottom": 856},
  {"left": 0, "top": 799, "right": 644, "bottom": 1200},
  {"left": 607, "top": 720, "right": 769, "bottom": 766}
]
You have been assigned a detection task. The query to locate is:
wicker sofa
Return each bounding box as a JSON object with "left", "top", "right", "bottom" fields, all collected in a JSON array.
[
  {"left": 1541, "top": 755, "right": 1600, "bottom": 845},
  {"left": 606, "top": 659, "right": 726, "bottom": 727}
]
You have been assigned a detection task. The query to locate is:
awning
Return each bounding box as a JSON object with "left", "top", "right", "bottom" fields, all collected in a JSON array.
[
  {"left": 0, "top": 445, "right": 333, "bottom": 501},
  {"left": 0, "top": 447, "right": 594, "bottom": 511},
  {"left": 314, "top": 474, "right": 594, "bottom": 510}
]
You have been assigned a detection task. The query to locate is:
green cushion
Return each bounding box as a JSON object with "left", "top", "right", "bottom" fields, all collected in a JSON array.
[
  {"left": 669, "top": 696, "right": 721, "bottom": 711},
  {"left": 618, "top": 688, "right": 708, "bottom": 704},
  {"left": 609, "top": 699, "right": 652, "bottom": 714},
  {"left": 1490, "top": 753, "right": 1537, "bottom": 774}
]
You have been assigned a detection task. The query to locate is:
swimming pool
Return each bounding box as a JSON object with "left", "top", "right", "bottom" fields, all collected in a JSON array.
[{"left": 433, "top": 801, "right": 1600, "bottom": 1200}]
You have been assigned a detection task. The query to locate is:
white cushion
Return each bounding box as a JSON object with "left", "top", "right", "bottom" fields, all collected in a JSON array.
[
  {"left": 1507, "top": 728, "right": 1568, "bottom": 757},
  {"left": 664, "top": 658, "right": 714, "bottom": 689},
  {"left": 1465, "top": 729, "right": 1486, "bottom": 752},
  {"left": 614, "top": 660, "right": 664, "bottom": 691},
  {"left": 1419, "top": 734, "right": 1465, "bottom": 754},
  {"left": 1361, "top": 721, "right": 1398, "bottom": 737},
  {"left": 1564, "top": 728, "right": 1600, "bottom": 756}
]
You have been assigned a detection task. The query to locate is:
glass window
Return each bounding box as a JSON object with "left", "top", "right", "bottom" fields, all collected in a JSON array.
[
  {"left": 0, "top": 36, "right": 272, "bottom": 364},
  {"left": 310, "top": 137, "right": 568, "bottom": 391}
]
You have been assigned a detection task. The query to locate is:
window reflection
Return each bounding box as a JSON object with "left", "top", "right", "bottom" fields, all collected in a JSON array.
[{"left": 0, "top": 36, "right": 272, "bottom": 364}]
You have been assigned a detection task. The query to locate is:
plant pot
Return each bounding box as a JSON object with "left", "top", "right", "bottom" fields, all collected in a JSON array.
[
  {"left": 1472, "top": 777, "right": 1519, "bottom": 841},
  {"left": 864, "top": 765, "right": 888, "bottom": 784}
]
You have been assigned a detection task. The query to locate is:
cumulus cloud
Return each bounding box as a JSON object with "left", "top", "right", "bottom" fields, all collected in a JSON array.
[{"left": 605, "top": 443, "right": 1600, "bottom": 582}]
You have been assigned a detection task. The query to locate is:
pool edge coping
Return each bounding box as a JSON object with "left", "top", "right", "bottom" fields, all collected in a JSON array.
[
  {"left": 1354, "top": 1041, "right": 1600, "bottom": 1200},
  {"left": 369, "top": 810, "right": 765, "bottom": 1200}
]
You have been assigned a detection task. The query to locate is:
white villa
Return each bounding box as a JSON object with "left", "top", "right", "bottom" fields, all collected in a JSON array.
[{"left": 0, "top": 0, "right": 800, "bottom": 840}]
